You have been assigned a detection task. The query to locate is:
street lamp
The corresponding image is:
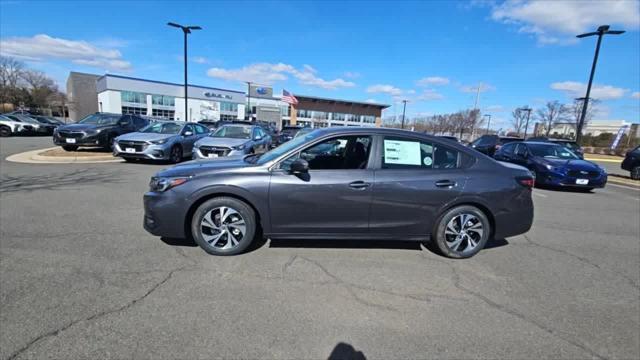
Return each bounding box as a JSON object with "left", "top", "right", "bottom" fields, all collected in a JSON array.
[
  {"left": 518, "top": 107, "right": 532, "bottom": 139},
  {"left": 484, "top": 114, "right": 491, "bottom": 134},
  {"left": 401, "top": 100, "right": 408, "bottom": 129},
  {"left": 168, "top": 22, "right": 202, "bottom": 122},
  {"left": 575, "top": 25, "right": 624, "bottom": 144}
]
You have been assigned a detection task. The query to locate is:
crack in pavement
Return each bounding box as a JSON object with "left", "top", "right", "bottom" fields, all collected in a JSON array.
[
  {"left": 522, "top": 234, "right": 640, "bottom": 291},
  {"left": 426, "top": 252, "right": 608, "bottom": 360},
  {"left": 5, "top": 266, "right": 187, "bottom": 360}
]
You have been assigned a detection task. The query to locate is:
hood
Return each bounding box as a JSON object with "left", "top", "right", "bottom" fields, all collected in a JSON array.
[
  {"left": 536, "top": 157, "right": 600, "bottom": 170},
  {"left": 58, "top": 123, "right": 112, "bottom": 132},
  {"left": 155, "top": 156, "right": 248, "bottom": 178},
  {"left": 195, "top": 137, "right": 250, "bottom": 148},
  {"left": 117, "top": 132, "right": 175, "bottom": 142}
]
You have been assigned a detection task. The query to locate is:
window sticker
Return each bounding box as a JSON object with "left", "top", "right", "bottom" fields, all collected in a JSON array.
[
  {"left": 384, "top": 140, "right": 421, "bottom": 165},
  {"left": 423, "top": 156, "right": 433, "bottom": 166}
]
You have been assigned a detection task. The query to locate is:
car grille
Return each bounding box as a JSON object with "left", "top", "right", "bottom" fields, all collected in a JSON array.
[
  {"left": 567, "top": 170, "right": 600, "bottom": 178},
  {"left": 58, "top": 130, "right": 84, "bottom": 139},
  {"left": 199, "top": 145, "right": 231, "bottom": 157},
  {"left": 118, "top": 140, "right": 148, "bottom": 152}
]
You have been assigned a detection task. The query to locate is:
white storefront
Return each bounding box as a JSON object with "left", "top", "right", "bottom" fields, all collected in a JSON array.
[{"left": 96, "top": 74, "right": 245, "bottom": 122}]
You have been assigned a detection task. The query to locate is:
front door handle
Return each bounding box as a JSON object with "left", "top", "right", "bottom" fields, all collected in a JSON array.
[
  {"left": 435, "top": 180, "right": 456, "bottom": 188},
  {"left": 348, "top": 181, "right": 371, "bottom": 190}
]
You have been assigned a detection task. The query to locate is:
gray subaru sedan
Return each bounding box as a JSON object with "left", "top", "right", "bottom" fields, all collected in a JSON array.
[
  {"left": 114, "top": 121, "right": 210, "bottom": 163},
  {"left": 144, "top": 127, "right": 534, "bottom": 258}
]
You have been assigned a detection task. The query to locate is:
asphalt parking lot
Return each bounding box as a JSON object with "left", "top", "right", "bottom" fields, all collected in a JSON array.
[{"left": 1, "top": 137, "right": 638, "bottom": 360}]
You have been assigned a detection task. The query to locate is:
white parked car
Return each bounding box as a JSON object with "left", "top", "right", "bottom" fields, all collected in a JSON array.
[{"left": 0, "top": 114, "right": 35, "bottom": 137}]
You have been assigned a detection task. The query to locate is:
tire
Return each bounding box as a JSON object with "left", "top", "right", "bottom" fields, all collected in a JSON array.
[
  {"left": 0, "top": 126, "right": 11, "bottom": 137},
  {"left": 433, "top": 205, "right": 491, "bottom": 259},
  {"left": 631, "top": 166, "right": 640, "bottom": 180},
  {"left": 62, "top": 145, "right": 78, "bottom": 151},
  {"left": 104, "top": 134, "right": 114, "bottom": 151},
  {"left": 169, "top": 145, "right": 182, "bottom": 164},
  {"left": 191, "top": 197, "right": 256, "bottom": 256}
]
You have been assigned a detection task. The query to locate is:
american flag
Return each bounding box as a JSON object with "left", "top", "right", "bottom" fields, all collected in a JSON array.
[{"left": 281, "top": 89, "right": 298, "bottom": 105}]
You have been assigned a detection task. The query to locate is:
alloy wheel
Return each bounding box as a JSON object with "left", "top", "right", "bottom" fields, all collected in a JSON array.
[
  {"left": 444, "top": 213, "right": 484, "bottom": 254},
  {"left": 200, "top": 206, "right": 246, "bottom": 250}
]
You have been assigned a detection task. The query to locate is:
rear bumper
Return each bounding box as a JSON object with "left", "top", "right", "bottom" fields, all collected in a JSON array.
[{"left": 493, "top": 205, "right": 534, "bottom": 240}]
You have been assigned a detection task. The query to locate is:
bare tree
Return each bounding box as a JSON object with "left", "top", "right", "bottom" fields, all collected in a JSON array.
[
  {"left": 511, "top": 107, "right": 528, "bottom": 136},
  {"left": 0, "top": 56, "right": 25, "bottom": 105},
  {"left": 22, "top": 70, "right": 58, "bottom": 108},
  {"left": 571, "top": 98, "right": 599, "bottom": 132},
  {"left": 536, "top": 101, "right": 569, "bottom": 137}
]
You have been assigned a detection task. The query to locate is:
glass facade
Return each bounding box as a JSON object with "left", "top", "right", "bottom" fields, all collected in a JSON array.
[
  {"left": 220, "top": 114, "right": 238, "bottom": 121},
  {"left": 361, "top": 115, "right": 375, "bottom": 124},
  {"left": 220, "top": 101, "right": 238, "bottom": 112},
  {"left": 152, "top": 95, "right": 175, "bottom": 107},
  {"left": 152, "top": 109, "right": 175, "bottom": 119},
  {"left": 122, "top": 106, "right": 147, "bottom": 115},
  {"left": 121, "top": 91, "right": 146, "bottom": 105}
]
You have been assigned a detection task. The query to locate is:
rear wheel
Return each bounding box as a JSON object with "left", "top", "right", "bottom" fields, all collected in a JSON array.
[
  {"left": 62, "top": 145, "right": 78, "bottom": 151},
  {"left": 191, "top": 197, "right": 256, "bottom": 256},
  {"left": 433, "top": 205, "right": 490, "bottom": 259},
  {"left": 631, "top": 166, "right": 640, "bottom": 180},
  {"left": 0, "top": 126, "right": 11, "bottom": 137}
]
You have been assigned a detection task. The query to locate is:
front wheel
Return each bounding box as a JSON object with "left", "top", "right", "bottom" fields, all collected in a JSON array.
[
  {"left": 169, "top": 145, "right": 182, "bottom": 164},
  {"left": 631, "top": 166, "right": 640, "bottom": 180},
  {"left": 433, "top": 205, "right": 490, "bottom": 259},
  {"left": 191, "top": 197, "right": 256, "bottom": 256},
  {"left": 0, "top": 126, "right": 11, "bottom": 137}
]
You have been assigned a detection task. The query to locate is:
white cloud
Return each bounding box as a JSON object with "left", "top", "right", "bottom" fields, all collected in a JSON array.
[
  {"left": 491, "top": 0, "right": 639, "bottom": 45},
  {"left": 632, "top": 92, "right": 640, "bottom": 99},
  {"left": 550, "top": 81, "right": 628, "bottom": 100},
  {"left": 0, "top": 34, "right": 131, "bottom": 71},
  {"left": 366, "top": 84, "right": 403, "bottom": 96},
  {"left": 206, "top": 62, "right": 354, "bottom": 90},
  {"left": 344, "top": 71, "right": 360, "bottom": 79},
  {"left": 364, "top": 98, "right": 378, "bottom": 103},
  {"left": 460, "top": 83, "right": 496, "bottom": 93},
  {"left": 415, "top": 89, "right": 444, "bottom": 101},
  {"left": 416, "top": 76, "right": 450, "bottom": 86},
  {"left": 193, "top": 56, "right": 209, "bottom": 64}
]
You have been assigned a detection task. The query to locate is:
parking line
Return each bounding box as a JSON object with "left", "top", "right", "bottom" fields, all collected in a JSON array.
[
  {"left": 607, "top": 183, "right": 640, "bottom": 192},
  {"left": 533, "top": 192, "right": 548, "bottom": 198}
]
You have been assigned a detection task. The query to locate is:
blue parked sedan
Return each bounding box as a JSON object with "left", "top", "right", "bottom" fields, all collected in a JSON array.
[{"left": 494, "top": 141, "right": 607, "bottom": 190}]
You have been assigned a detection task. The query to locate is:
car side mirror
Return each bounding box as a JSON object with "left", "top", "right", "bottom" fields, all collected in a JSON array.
[
  {"left": 290, "top": 158, "right": 309, "bottom": 174},
  {"left": 183, "top": 131, "right": 193, "bottom": 136},
  {"left": 254, "top": 135, "right": 262, "bottom": 141}
]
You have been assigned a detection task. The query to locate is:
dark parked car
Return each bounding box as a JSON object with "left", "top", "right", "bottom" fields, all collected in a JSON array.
[
  {"left": 144, "top": 127, "right": 534, "bottom": 259},
  {"left": 54, "top": 113, "right": 149, "bottom": 151},
  {"left": 437, "top": 135, "right": 459, "bottom": 142},
  {"left": 621, "top": 145, "right": 640, "bottom": 180},
  {"left": 494, "top": 141, "right": 607, "bottom": 190},
  {"left": 527, "top": 137, "right": 584, "bottom": 159},
  {"left": 470, "top": 135, "right": 522, "bottom": 156},
  {"left": 275, "top": 126, "right": 303, "bottom": 146}
]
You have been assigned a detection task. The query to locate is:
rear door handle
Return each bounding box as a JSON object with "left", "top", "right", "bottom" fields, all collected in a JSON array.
[
  {"left": 348, "top": 181, "right": 371, "bottom": 190},
  {"left": 435, "top": 180, "right": 456, "bottom": 188}
]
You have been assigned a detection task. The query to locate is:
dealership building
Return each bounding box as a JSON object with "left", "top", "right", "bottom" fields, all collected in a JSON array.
[{"left": 66, "top": 73, "right": 389, "bottom": 128}]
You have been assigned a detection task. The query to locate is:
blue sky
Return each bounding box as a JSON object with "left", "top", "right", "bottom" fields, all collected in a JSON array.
[{"left": 1, "top": 0, "right": 639, "bottom": 130}]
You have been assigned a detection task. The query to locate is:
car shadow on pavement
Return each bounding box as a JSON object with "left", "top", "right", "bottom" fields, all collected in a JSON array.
[
  {"left": 328, "top": 342, "right": 366, "bottom": 360},
  {"left": 268, "top": 238, "right": 422, "bottom": 251},
  {"left": 160, "top": 237, "right": 197, "bottom": 247},
  {"left": 535, "top": 184, "right": 594, "bottom": 193}
]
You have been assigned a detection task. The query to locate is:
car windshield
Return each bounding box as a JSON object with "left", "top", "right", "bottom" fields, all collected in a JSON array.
[
  {"left": 141, "top": 122, "right": 182, "bottom": 134},
  {"left": 254, "top": 130, "right": 323, "bottom": 165},
  {"left": 294, "top": 128, "right": 313, "bottom": 138},
  {"left": 528, "top": 143, "right": 579, "bottom": 159},
  {"left": 78, "top": 114, "right": 120, "bottom": 126},
  {"left": 211, "top": 125, "right": 252, "bottom": 139},
  {"left": 11, "top": 115, "right": 39, "bottom": 124}
]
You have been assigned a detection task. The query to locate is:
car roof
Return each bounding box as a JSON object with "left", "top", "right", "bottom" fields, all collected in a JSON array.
[{"left": 522, "top": 141, "right": 564, "bottom": 146}]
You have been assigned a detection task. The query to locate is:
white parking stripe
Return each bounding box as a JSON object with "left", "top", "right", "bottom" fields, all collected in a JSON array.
[
  {"left": 607, "top": 183, "right": 640, "bottom": 192},
  {"left": 533, "top": 192, "right": 548, "bottom": 198}
]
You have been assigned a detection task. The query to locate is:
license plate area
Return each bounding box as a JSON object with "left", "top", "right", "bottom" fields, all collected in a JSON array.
[
  {"left": 65, "top": 138, "right": 76, "bottom": 144},
  {"left": 576, "top": 179, "right": 589, "bottom": 185},
  {"left": 125, "top": 148, "right": 136, "bottom": 153}
]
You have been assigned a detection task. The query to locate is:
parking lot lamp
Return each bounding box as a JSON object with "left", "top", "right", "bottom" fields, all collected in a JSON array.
[
  {"left": 575, "top": 25, "right": 624, "bottom": 144},
  {"left": 484, "top": 114, "right": 491, "bottom": 134},
  {"left": 168, "top": 22, "right": 202, "bottom": 122},
  {"left": 401, "top": 100, "right": 407, "bottom": 129}
]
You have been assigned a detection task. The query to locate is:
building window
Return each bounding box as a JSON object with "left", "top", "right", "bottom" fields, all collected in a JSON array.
[
  {"left": 152, "top": 95, "right": 175, "bottom": 107},
  {"left": 220, "top": 114, "right": 238, "bottom": 121},
  {"left": 121, "top": 91, "right": 147, "bottom": 105},
  {"left": 281, "top": 105, "right": 290, "bottom": 116},
  {"left": 361, "top": 115, "right": 375, "bottom": 123},
  {"left": 297, "top": 109, "right": 311, "bottom": 118},
  {"left": 122, "top": 106, "right": 147, "bottom": 115},
  {"left": 332, "top": 113, "right": 346, "bottom": 121},
  {"left": 311, "top": 111, "right": 329, "bottom": 120},
  {"left": 220, "top": 102, "right": 238, "bottom": 112},
  {"left": 152, "top": 109, "right": 175, "bottom": 119},
  {"left": 345, "top": 114, "right": 359, "bottom": 122}
]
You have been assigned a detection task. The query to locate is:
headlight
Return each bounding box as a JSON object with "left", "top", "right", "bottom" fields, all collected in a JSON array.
[
  {"left": 149, "top": 176, "right": 191, "bottom": 192},
  {"left": 232, "top": 144, "right": 245, "bottom": 150},
  {"left": 544, "top": 164, "right": 553, "bottom": 170},
  {"left": 150, "top": 138, "right": 168, "bottom": 145}
]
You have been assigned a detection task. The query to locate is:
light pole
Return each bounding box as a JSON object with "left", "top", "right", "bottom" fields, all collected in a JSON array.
[
  {"left": 518, "top": 107, "right": 532, "bottom": 139},
  {"left": 401, "top": 100, "right": 407, "bottom": 129},
  {"left": 575, "top": 25, "right": 624, "bottom": 144},
  {"left": 168, "top": 22, "right": 202, "bottom": 122},
  {"left": 484, "top": 114, "right": 491, "bottom": 134}
]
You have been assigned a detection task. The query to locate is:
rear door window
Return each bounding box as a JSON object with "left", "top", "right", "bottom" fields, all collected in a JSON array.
[{"left": 381, "top": 137, "right": 459, "bottom": 170}]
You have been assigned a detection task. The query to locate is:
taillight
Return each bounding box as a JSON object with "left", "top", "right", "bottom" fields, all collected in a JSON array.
[{"left": 516, "top": 176, "right": 535, "bottom": 188}]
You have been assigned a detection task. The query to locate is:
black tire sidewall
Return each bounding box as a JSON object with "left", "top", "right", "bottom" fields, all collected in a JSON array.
[
  {"left": 433, "top": 205, "right": 490, "bottom": 259},
  {"left": 191, "top": 197, "right": 256, "bottom": 256},
  {"left": 632, "top": 166, "right": 640, "bottom": 180},
  {"left": 170, "top": 146, "right": 182, "bottom": 163},
  {"left": 0, "top": 126, "right": 11, "bottom": 137}
]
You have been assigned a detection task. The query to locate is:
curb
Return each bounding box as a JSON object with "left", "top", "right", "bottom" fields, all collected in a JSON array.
[
  {"left": 607, "top": 176, "right": 640, "bottom": 188},
  {"left": 6, "top": 147, "right": 124, "bottom": 164},
  {"left": 585, "top": 157, "right": 622, "bottom": 163}
]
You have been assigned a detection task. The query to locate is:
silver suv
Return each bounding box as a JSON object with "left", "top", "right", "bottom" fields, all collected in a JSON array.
[
  {"left": 0, "top": 114, "right": 35, "bottom": 136},
  {"left": 114, "top": 121, "right": 210, "bottom": 163},
  {"left": 193, "top": 124, "right": 271, "bottom": 159}
]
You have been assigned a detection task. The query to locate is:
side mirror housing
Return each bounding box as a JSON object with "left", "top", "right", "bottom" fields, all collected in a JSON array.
[
  {"left": 254, "top": 135, "right": 262, "bottom": 141},
  {"left": 183, "top": 131, "right": 193, "bottom": 136},
  {"left": 290, "top": 158, "right": 309, "bottom": 174}
]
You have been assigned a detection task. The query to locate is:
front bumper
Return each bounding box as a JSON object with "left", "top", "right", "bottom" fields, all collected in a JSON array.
[
  {"left": 114, "top": 141, "right": 171, "bottom": 161},
  {"left": 193, "top": 146, "right": 245, "bottom": 159},
  {"left": 536, "top": 169, "right": 607, "bottom": 188},
  {"left": 143, "top": 190, "right": 191, "bottom": 238},
  {"left": 53, "top": 132, "right": 106, "bottom": 147}
]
